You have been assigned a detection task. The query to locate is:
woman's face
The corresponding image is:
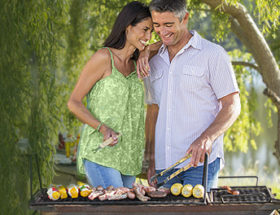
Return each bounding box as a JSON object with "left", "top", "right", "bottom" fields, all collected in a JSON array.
[{"left": 126, "top": 17, "right": 153, "bottom": 51}]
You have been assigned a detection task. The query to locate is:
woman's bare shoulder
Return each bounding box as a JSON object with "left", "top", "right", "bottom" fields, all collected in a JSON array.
[
  {"left": 89, "top": 48, "right": 111, "bottom": 63},
  {"left": 85, "top": 48, "right": 112, "bottom": 74}
]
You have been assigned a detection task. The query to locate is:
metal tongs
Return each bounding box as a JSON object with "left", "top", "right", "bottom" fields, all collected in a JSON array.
[
  {"left": 92, "top": 134, "right": 121, "bottom": 153},
  {"left": 150, "top": 154, "right": 192, "bottom": 188}
]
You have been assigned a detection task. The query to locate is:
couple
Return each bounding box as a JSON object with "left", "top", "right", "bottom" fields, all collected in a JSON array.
[{"left": 68, "top": 0, "right": 241, "bottom": 191}]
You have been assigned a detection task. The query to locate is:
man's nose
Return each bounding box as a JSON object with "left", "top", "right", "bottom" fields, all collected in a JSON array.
[{"left": 155, "top": 26, "right": 167, "bottom": 35}]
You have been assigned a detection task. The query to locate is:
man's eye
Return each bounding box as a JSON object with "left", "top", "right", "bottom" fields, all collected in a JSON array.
[{"left": 166, "top": 24, "right": 173, "bottom": 27}]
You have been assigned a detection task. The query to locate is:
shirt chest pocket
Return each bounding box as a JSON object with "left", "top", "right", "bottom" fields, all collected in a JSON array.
[
  {"left": 181, "top": 65, "right": 205, "bottom": 90},
  {"left": 150, "top": 69, "right": 164, "bottom": 103}
]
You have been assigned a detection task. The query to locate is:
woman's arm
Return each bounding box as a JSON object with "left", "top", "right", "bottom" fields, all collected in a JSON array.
[
  {"left": 67, "top": 49, "right": 119, "bottom": 144},
  {"left": 137, "top": 41, "right": 162, "bottom": 78}
]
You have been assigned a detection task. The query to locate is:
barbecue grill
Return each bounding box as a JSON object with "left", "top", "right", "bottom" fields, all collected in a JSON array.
[{"left": 29, "top": 155, "right": 280, "bottom": 215}]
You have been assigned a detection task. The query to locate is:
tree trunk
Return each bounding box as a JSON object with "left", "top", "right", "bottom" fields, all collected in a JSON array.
[{"left": 200, "top": 0, "right": 280, "bottom": 165}]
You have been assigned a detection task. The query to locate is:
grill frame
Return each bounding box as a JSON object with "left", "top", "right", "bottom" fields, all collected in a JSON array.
[{"left": 29, "top": 155, "right": 280, "bottom": 214}]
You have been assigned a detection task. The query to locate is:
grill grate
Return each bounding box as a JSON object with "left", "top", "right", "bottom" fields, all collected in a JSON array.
[{"left": 210, "top": 186, "right": 273, "bottom": 204}]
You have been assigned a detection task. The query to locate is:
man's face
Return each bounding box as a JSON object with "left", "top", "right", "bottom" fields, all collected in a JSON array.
[{"left": 151, "top": 11, "right": 188, "bottom": 47}]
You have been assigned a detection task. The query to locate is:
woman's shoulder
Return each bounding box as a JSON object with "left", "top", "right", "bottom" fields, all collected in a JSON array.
[{"left": 91, "top": 48, "right": 111, "bottom": 63}]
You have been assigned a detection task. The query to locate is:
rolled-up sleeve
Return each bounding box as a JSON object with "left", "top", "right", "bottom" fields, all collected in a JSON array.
[{"left": 209, "top": 48, "right": 239, "bottom": 99}]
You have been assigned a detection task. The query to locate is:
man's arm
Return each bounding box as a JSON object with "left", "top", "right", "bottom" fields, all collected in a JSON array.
[
  {"left": 186, "top": 92, "right": 241, "bottom": 166},
  {"left": 144, "top": 104, "right": 159, "bottom": 186},
  {"left": 137, "top": 41, "right": 162, "bottom": 78}
]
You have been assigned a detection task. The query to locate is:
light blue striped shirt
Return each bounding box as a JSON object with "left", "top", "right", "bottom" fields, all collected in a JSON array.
[{"left": 144, "top": 31, "right": 239, "bottom": 170}]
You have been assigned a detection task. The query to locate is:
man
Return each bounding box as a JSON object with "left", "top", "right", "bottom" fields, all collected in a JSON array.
[{"left": 141, "top": 0, "right": 241, "bottom": 190}]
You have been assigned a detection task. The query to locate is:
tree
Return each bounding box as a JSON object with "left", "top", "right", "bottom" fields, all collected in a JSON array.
[{"left": 1, "top": 0, "right": 279, "bottom": 214}]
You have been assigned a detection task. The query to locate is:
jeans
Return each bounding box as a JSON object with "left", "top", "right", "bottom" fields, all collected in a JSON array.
[
  {"left": 83, "top": 159, "right": 135, "bottom": 188},
  {"left": 156, "top": 158, "right": 220, "bottom": 192}
]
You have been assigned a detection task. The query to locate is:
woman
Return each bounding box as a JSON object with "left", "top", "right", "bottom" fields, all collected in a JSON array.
[{"left": 67, "top": 1, "right": 153, "bottom": 189}]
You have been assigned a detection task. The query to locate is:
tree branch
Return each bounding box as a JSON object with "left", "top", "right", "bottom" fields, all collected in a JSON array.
[
  {"left": 231, "top": 61, "right": 259, "bottom": 71},
  {"left": 263, "top": 88, "right": 280, "bottom": 107}
]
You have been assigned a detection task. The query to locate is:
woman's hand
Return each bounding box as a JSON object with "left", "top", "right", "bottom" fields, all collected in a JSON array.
[
  {"left": 99, "top": 124, "right": 119, "bottom": 146},
  {"left": 136, "top": 41, "right": 163, "bottom": 79}
]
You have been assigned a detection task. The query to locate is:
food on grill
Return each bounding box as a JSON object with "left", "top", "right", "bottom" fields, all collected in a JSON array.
[
  {"left": 88, "top": 190, "right": 104, "bottom": 200},
  {"left": 127, "top": 191, "right": 136, "bottom": 199},
  {"left": 143, "top": 186, "right": 156, "bottom": 193},
  {"left": 47, "top": 186, "right": 61, "bottom": 200},
  {"left": 118, "top": 187, "right": 130, "bottom": 193},
  {"left": 171, "top": 183, "right": 183, "bottom": 196},
  {"left": 106, "top": 185, "right": 114, "bottom": 191},
  {"left": 181, "top": 184, "right": 193, "bottom": 198},
  {"left": 222, "top": 186, "right": 240, "bottom": 195},
  {"left": 133, "top": 184, "right": 151, "bottom": 201},
  {"left": 56, "top": 185, "right": 68, "bottom": 199},
  {"left": 157, "top": 187, "right": 171, "bottom": 195},
  {"left": 46, "top": 183, "right": 171, "bottom": 202},
  {"left": 147, "top": 190, "right": 167, "bottom": 198},
  {"left": 96, "top": 185, "right": 104, "bottom": 191},
  {"left": 79, "top": 184, "right": 92, "bottom": 197},
  {"left": 192, "top": 184, "right": 204, "bottom": 198},
  {"left": 98, "top": 189, "right": 115, "bottom": 201},
  {"left": 108, "top": 188, "right": 128, "bottom": 200},
  {"left": 67, "top": 184, "right": 79, "bottom": 198}
]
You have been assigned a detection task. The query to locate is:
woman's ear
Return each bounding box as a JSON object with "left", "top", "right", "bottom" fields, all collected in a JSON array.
[{"left": 126, "top": 25, "right": 132, "bottom": 35}]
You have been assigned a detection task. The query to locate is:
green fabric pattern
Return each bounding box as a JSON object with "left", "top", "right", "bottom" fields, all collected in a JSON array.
[{"left": 77, "top": 47, "right": 145, "bottom": 176}]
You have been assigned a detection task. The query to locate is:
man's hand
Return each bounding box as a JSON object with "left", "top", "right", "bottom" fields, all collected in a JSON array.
[
  {"left": 137, "top": 46, "right": 150, "bottom": 78},
  {"left": 186, "top": 135, "right": 212, "bottom": 167}
]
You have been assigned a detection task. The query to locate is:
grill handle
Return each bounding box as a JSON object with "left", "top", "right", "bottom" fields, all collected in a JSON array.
[
  {"left": 202, "top": 153, "right": 209, "bottom": 203},
  {"left": 218, "top": 176, "right": 259, "bottom": 186}
]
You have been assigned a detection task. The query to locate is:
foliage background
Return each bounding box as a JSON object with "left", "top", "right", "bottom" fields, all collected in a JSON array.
[{"left": 0, "top": 0, "right": 279, "bottom": 214}]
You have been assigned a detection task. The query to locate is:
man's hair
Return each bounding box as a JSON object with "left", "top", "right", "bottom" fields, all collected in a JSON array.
[{"left": 149, "top": 0, "right": 187, "bottom": 21}]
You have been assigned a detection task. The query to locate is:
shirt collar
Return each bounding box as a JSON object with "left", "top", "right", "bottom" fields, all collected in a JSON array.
[{"left": 157, "top": 30, "right": 202, "bottom": 56}]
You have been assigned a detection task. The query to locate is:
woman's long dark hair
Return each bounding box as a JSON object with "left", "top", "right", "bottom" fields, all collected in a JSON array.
[{"left": 104, "top": 1, "right": 151, "bottom": 60}]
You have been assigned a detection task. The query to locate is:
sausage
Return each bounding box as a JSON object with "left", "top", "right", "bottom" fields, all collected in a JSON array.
[
  {"left": 146, "top": 191, "right": 167, "bottom": 198},
  {"left": 96, "top": 185, "right": 104, "bottom": 192},
  {"left": 106, "top": 185, "right": 114, "bottom": 191},
  {"left": 222, "top": 186, "right": 240, "bottom": 195},
  {"left": 144, "top": 186, "right": 156, "bottom": 193},
  {"left": 133, "top": 186, "right": 150, "bottom": 202},
  {"left": 127, "top": 191, "right": 136, "bottom": 199},
  {"left": 157, "top": 187, "right": 171, "bottom": 195}
]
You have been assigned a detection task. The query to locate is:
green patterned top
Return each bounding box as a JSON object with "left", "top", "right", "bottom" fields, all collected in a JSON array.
[{"left": 77, "top": 47, "right": 145, "bottom": 176}]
